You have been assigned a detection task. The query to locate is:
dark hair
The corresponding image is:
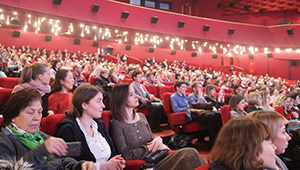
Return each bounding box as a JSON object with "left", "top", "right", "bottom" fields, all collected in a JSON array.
[
  {"left": 208, "top": 118, "right": 272, "bottom": 170},
  {"left": 229, "top": 95, "right": 244, "bottom": 111},
  {"left": 174, "top": 81, "right": 186, "bottom": 91},
  {"left": 67, "top": 84, "right": 102, "bottom": 117},
  {"left": 1, "top": 88, "right": 41, "bottom": 127},
  {"left": 20, "top": 63, "right": 49, "bottom": 84},
  {"left": 50, "top": 69, "right": 70, "bottom": 95},
  {"left": 110, "top": 83, "right": 136, "bottom": 121},
  {"left": 51, "top": 59, "right": 60, "bottom": 71},
  {"left": 288, "top": 92, "right": 300, "bottom": 100},
  {"left": 205, "top": 84, "right": 217, "bottom": 98},
  {"left": 191, "top": 81, "right": 201, "bottom": 89},
  {"left": 131, "top": 70, "right": 142, "bottom": 80}
]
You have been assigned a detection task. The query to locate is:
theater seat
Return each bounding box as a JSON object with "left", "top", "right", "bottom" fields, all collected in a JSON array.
[
  {"left": 194, "top": 164, "right": 210, "bottom": 170},
  {"left": 144, "top": 84, "right": 157, "bottom": 97},
  {"left": 274, "top": 105, "right": 293, "bottom": 120},
  {"left": 220, "top": 105, "right": 230, "bottom": 125},
  {"left": 0, "top": 88, "right": 13, "bottom": 112},
  {"left": 163, "top": 92, "right": 207, "bottom": 133},
  {"left": 90, "top": 76, "right": 100, "bottom": 85},
  {"left": 0, "top": 77, "right": 20, "bottom": 89}
]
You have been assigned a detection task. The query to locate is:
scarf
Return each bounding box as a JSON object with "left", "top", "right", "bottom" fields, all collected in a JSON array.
[
  {"left": 12, "top": 79, "right": 50, "bottom": 96},
  {"left": 8, "top": 124, "right": 44, "bottom": 150}
]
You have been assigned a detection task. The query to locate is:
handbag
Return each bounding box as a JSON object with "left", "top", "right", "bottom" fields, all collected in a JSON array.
[
  {"left": 167, "top": 133, "right": 193, "bottom": 150},
  {"left": 144, "top": 149, "right": 169, "bottom": 164}
]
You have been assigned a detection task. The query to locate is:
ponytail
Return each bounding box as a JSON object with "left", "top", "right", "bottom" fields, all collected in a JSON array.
[
  {"left": 20, "top": 65, "right": 33, "bottom": 84},
  {"left": 19, "top": 63, "right": 49, "bottom": 84}
]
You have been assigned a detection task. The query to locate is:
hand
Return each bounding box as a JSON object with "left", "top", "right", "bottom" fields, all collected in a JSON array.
[
  {"left": 48, "top": 110, "right": 54, "bottom": 115},
  {"left": 159, "top": 144, "right": 170, "bottom": 150},
  {"left": 81, "top": 162, "right": 96, "bottom": 170},
  {"left": 147, "top": 137, "right": 163, "bottom": 153},
  {"left": 44, "top": 137, "right": 67, "bottom": 156},
  {"left": 101, "top": 155, "right": 126, "bottom": 170},
  {"left": 141, "top": 98, "right": 148, "bottom": 105},
  {"left": 149, "top": 95, "right": 155, "bottom": 101}
]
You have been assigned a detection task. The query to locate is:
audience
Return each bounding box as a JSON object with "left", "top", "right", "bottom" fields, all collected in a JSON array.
[{"left": 110, "top": 83, "right": 206, "bottom": 170}]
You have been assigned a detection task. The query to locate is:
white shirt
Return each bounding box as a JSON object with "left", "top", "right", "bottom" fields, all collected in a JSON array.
[{"left": 76, "top": 118, "right": 111, "bottom": 169}]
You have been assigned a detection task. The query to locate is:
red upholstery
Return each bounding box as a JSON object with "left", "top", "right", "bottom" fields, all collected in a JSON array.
[
  {"left": 163, "top": 81, "right": 175, "bottom": 86},
  {"left": 186, "top": 86, "right": 193, "bottom": 93},
  {"left": 89, "top": 76, "right": 99, "bottom": 85},
  {"left": 144, "top": 84, "right": 157, "bottom": 97},
  {"left": 157, "top": 86, "right": 173, "bottom": 101},
  {"left": 123, "top": 78, "right": 133, "bottom": 83},
  {"left": 244, "top": 104, "right": 249, "bottom": 111},
  {"left": 0, "top": 88, "right": 13, "bottom": 109},
  {"left": 274, "top": 105, "right": 293, "bottom": 120},
  {"left": 82, "top": 71, "right": 91, "bottom": 82},
  {"left": 138, "top": 109, "right": 150, "bottom": 117},
  {"left": 220, "top": 105, "right": 230, "bottom": 125},
  {"left": 194, "top": 164, "right": 210, "bottom": 170},
  {"left": 0, "top": 77, "right": 20, "bottom": 89},
  {"left": 163, "top": 92, "right": 207, "bottom": 133}
]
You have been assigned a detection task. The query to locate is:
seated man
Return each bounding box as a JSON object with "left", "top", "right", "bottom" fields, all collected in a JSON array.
[
  {"left": 170, "top": 81, "right": 222, "bottom": 147},
  {"left": 73, "top": 64, "right": 86, "bottom": 88},
  {"left": 188, "top": 81, "right": 207, "bottom": 104},
  {"left": 143, "top": 72, "right": 155, "bottom": 85},
  {"left": 94, "top": 69, "right": 114, "bottom": 109}
]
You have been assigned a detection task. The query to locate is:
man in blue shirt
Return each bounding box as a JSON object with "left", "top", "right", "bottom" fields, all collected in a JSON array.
[{"left": 170, "top": 81, "right": 222, "bottom": 148}]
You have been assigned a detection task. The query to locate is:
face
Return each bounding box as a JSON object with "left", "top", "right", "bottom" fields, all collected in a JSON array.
[
  {"left": 61, "top": 71, "right": 74, "bottom": 91},
  {"left": 83, "top": 92, "right": 105, "bottom": 118},
  {"left": 101, "top": 71, "right": 110, "bottom": 79},
  {"left": 210, "top": 88, "right": 216, "bottom": 96},
  {"left": 273, "top": 125, "right": 291, "bottom": 154},
  {"left": 284, "top": 98, "right": 291, "bottom": 109},
  {"left": 112, "top": 75, "right": 119, "bottom": 83},
  {"left": 236, "top": 87, "right": 243, "bottom": 95},
  {"left": 259, "top": 140, "right": 277, "bottom": 169},
  {"left": 40, "top": 66, "right": 51, "bottom": 85},
  {"left": 177, "top": 84, "right": 187, "bottom": 95},
  {"left": 12, "top": 100, "right": 43, "bottom": 134},
  {"left": 237, "top": 99, "right": 245, "bottom": 111},
  {"left": 296, "top": 95, "right": 300, "bottom": 105},
  {"left": 134, "top": 74, "right": 143, "bottom": 83},
  {"left": 56, "top": 62, "right": 61, "bottom": 69},
  {"left": 257, "top": 95, "right": 263, "bottom": 106},
  {"left": 126, "top": 86, "right": 139, "bottom": 108},
  {"left": 194, "top": 84, "right": 203, "bottom": 94}
]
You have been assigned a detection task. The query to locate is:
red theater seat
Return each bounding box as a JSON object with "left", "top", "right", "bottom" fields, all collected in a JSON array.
[
  {"left": 163, "top": 81, "right": 175, "bottom": 86},
  {"left": 194, "top": 164, "right": 210, "bottom": 170},
  {"left": 157, "top": 85, "right": 173, "bottom": 101},
  {"left": 0, "top": 77, "right": 20, "bottom": 89},
  {"left": 220, "top": 105, "right": 230, "bottom": 125},
  {"left": 163, "top": 92, "right": 207, "bottom": 133},
  {"left": 144, "top": 84, "right": 157, "bottom": 97},
  {"left": 274, "top": 105, "right": 293, "bottom": 120},
  {"left": 89, "top": 76, "right": 99, "bottom": 85},
  {"left": 0, "top": 88, "right": 13, "bottom": 109}
]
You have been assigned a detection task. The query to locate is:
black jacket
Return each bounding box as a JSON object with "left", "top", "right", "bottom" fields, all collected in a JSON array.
[
  {"left": 55, "top": 116, "right": 117, "bottom": 162},
  {"left": 246, "top": 105, "right": 262, "bottom": 113}
]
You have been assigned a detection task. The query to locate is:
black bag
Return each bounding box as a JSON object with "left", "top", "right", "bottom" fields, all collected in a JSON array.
[
  {"left": 167, "top": 133, "right": 193, "bottom": 150},
  {"left": 144, "top": 149, "right": 169, "bottom": 164}
]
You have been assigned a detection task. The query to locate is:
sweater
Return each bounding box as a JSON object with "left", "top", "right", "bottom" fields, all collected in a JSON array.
[
  {"left": 48, "top": 92, "right": 73, "bottom": 114},
  {"left": 0, "top": 127, "right": 83, "bottom": 170},
  {"left": 55, "top": 116, "right": 116, "bottom": 162}
]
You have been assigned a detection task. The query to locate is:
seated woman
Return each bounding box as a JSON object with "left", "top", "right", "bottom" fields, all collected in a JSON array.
[
  {"left": 259, "top": 90, "right": 275, "bottom": 111},
  {"left": 56, "top": 84, "right": 126, "bottom": 170},
  {"left": 246, "top": 111, "right": 293, "bottom": 170},
  {"left": 0, "top": 88, "right": 95, "bottom": 169},
  {"left": 246, "top": 92, "right": 263, "bottom": 113},
  {"left": 208, "top": 118, "right": 278, "bottom": 170},
  {"left": 13, "top": 62, "right": 51, "bottom": 117},
  {"left": 131, "top": 70, "right": 164, "bottom": 132},
  {"left": 110, "top": 83, "right": 205, "bottom": 170},
  {"left": 273, "top": 93, "right": 298, "bottom": 120},
  {"left": 48, "top": 69, "right": 74, "bottom": 114},
  {"left": 229, "top": 95, "right": 247, "bottom": 119},
  {"left": 204, "top": 84, "right": 224, "bottom": 110}
]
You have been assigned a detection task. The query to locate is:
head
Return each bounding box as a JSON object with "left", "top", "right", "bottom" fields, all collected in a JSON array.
[
  {"left": 68, "top": 84, "right": 104, "bottom": 118},
  {"left": 229, "top": 95, "right": 245, "bottom": 111},
  {"left": 50, "top": 69, "right": 74, "bottom": 94},
  {"left": 248, "top": 92, "right": 262, "bottom": 106},
  {"left": 234, "top": 85, "right": 243, "bottom": 95},
  {"left": 246, "top": 111, "right": 291, "bottom": 154},
  {"left": 73, "top": 64, "right": 82, "bottom": 74},
  {"left": 191, "top": 81, "right": 203, "bottom": 95},
  {"left": 273, "top": 93, "right": 291, "bottom": 109},
  {"left": 288, "top": 92, "right": 300, "bottom": 105},
  {"left": 208, "top": 118, "right": 275, "bottom": 170},
  {"left": 205, "top": 84, "right": 217, "bottom": 98},
  {"left": 110, "top": 73, "right": 119, "bottom": 84},
  {"left": 1, "top": 88, "right": 42, "bottom": 134},
  {"left": 146, "top": 72, "right": 154, "bottom": 83},
  {"left": 132, "top": 70, "right": 142, "bottom": 83},
  {"left": 174, "top": 81, "right": 187, "bottom": 95},
  {"left": 110, "top": 83, "right": 138, "bottom": 121},
  {"left": 100, "top": 69, "right": 110, "bottom": 79},
  {"left": 20, "top": 63, "right": 50, "bottom": 85},
  {"left": 290, "top": 85, "right": 299, "bottom": 93},
  {"left": 51, "top": 59, "right": 61, "bottom": 71},
  {"left": 259, "top": 90, "right": 271, "bottom": 109}
]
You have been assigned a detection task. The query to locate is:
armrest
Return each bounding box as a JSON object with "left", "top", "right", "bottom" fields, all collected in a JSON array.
[
  {"left": 125, "top": 160, "right": 146, "bottom": 170},
  {"left": 169, "top": 112, "right": 187, "bottom": 126}
]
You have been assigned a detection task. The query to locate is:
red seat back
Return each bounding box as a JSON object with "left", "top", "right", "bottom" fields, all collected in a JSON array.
[
  {"left": 0, "top": 88, "right": 13, "bottom": 109},
  {"left": 157, "top": 86, "right": 172, "bottom": 101},
  {"left": 163, "top": 81, "right": 175, "bottom": 86},
  {"left": 220, "top": 105, "right": 230, "bottom": 125},
  {"left": 0, "top": 77, "right": 20, "bottom": 89},
  {"left": 274, "top": 106, "right": 285, "bottom": 117},
  {"left": 90, "top": 76, "right": 99, "bottom": 85},
  {"left": 194, "top": 164, "right": 210, "bottom": 170},
  {"left": 144, "top": 84, "right": 157, "bottom": 97}
]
